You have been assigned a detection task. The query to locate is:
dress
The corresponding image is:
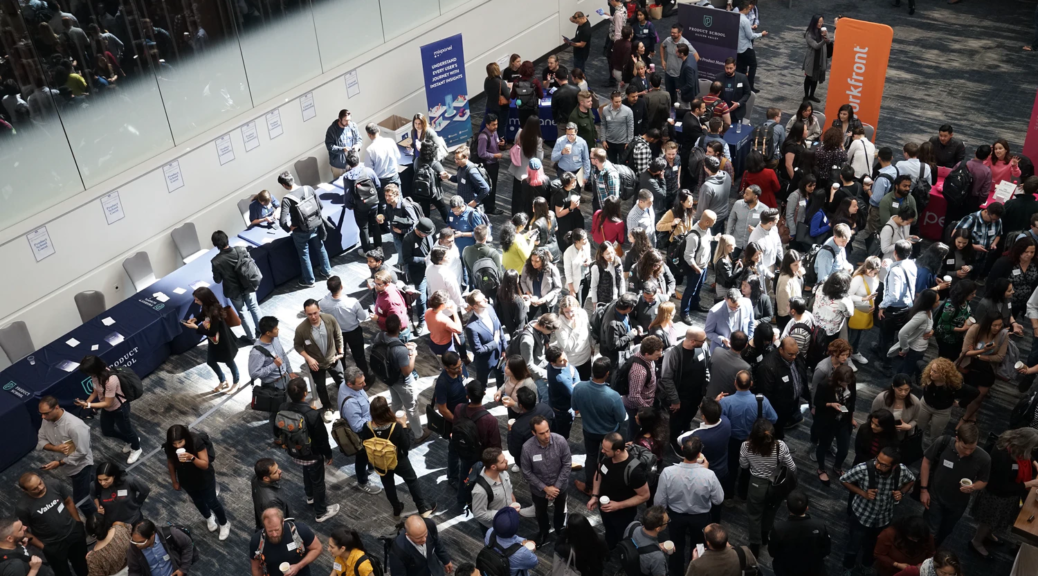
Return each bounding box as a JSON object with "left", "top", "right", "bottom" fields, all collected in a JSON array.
[{"left": 87, "top": 523, "right": 131, "bottom": 576}]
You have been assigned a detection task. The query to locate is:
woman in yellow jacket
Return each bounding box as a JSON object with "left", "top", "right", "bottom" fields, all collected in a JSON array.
[
  {"left": 655, "top": 189, "right": 696, "bottom": 244},
  {"left": 328, "top": 528, "right": 376, "bottom": 576}
]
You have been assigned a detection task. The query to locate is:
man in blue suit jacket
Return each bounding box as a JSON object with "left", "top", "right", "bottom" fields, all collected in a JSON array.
[
  {"left": 704, "top": 289, "right": 756, "bottom": 353},
  {"left": 676, "top": 44, "right": 699, "bottom": 103},
  {"left": 464, "top": 290, "right": 506, "bottom": 389},
  {"left": 389, "top": 516, "right": 454, "bottom": 576}
]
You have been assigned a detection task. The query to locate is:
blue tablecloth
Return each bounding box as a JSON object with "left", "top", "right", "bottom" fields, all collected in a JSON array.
[
  {"left": 505, "top": 98, "right": 556, "bottom": 141},
  {"left": 0, "top": 248, "right": 229, "bottom": 473}
]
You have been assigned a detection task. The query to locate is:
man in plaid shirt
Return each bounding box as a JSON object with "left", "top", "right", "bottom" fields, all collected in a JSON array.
[
  {"left": 590, "top": 147, "right": 621, "bottom": 211},
  {"left": 839, "top": 447, "right": 915, "bottom": 573},
  {"left": 956, "top": 201, "right": 1004, "bottom": 275}
]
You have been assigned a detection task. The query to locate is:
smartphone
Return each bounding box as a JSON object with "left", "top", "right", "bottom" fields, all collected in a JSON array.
[
  {"left": 838, "top": 405, "right": 849, "bottom": 413},
  {"left": 696, "top": 544, "right": 706, "bottom": 557}
]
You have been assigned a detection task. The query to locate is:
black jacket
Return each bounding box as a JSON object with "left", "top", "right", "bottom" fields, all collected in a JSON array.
[
  {"left": 251, "top": 477, "right": 290, "bottom": 529},
  {"left": 753, "top": 349, "right": 809, "bottom": 423},
  {"left": 386, "top": 198, "right": 422, "bottom": 239},
  {"left": 551, "top": 83, "right": 581, "bottom": 126},
  {"left": 275, "top": 401, "right": 333, "bottom": 460},
  {"left": 627, "top": 96, "right": 648, "bottom": 136},
  {"left": 507, "top": 403, "right": 555, "bottom": 460},
  {"left": 601, "top": 301, "right": 638, "bottom": 363},
  {"left": 211, "top": 246, "right": 257, "bottom": 299},
  {"left": 401, "top": 231, "right": 434, "bottom": 282},
  {"left": 389, "top": 519, "right": 451, "bottom": 576},
  {"left": 768, "top": 514, "right": 831, "bottom": 576},
  {"left": 128, "top": 526, "right": 198, "bottom": 576},
  {"left": 714, "top": 71, "right": 751, "bottom": 110}
]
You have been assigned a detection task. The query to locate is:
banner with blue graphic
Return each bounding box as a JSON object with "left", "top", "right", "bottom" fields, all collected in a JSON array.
[
  {"left": 420, "top": 34, "right": 472, "bottom": 148},
  {"left": 679, "top": 4, "right": 741, "bottom": 80}
]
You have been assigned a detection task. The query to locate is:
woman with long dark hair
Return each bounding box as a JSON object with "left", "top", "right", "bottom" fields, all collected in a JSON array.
[
  {"left": 521, "top": 247, "right": 563, "bottom": 318},
  {"left": 959, "top": 310, "right": 1008, "bottom": 425},
  {"left": 914, "top": 242, "right": 951, "bottom": 296},
  {"left": 553, "top": 513, "right": 606, "bottom": 575},
  {"left": 531, "top": 195, "right": 561, "bottom": 262},
  {"left": 495, "top": 269, "right": 528, "bottom": 334},
  {"left": 328, "top": 527, "right": 377, "bottom": 576},
  {"left": 632, "top": 249, "right": 676, "bottom": 301},
  {"left": 624, "top": 227, "right": 653, "bottom": 272},
  {"left": 871, "top": 374, "right": 921, "bottom": 442},
  {"left": 163, "top": 424, "right": 230, "bottom": 538},
  {"left": 501, "top": 217, "right": 534, "bottom": 273},
  {"left": 740, "top": 419, "right": 796, "bottom": 554},
  {"left": 592, "top": 195, "right": 626, "bottom": 246},
  {"left": 988, "top": 236, "right": 1037, "bottom": 312},
  {"left": 741, "top": 150, "right": 780, "bottom": 208},
  {"left": 75, "top": 355, "right": 142, "bottom": 463},
  {"left": 934, "top": 279, "right": 976, "bottom": 360},
  {"left": 893, "top": 289, "right": 939, "bottom": 381},
  {"left": 413, "top": 127, "right": 452, "bottom": 221},
  {"left": 813, "top": 364, "right": 856, "bottom": 484},
  {"left": 785, "top": 101, "right": 822, "bottom": 142},
  {"left": 801, "top": 15, "right": 833, "bottom": 104},
  {"left": 776, "top": 250, "right": 804, "bottom": 331},
  {"left": 496, "top": 355, "right": 537, "bottom": 419},
  {"left": 634, "top": 406, "right": 667, "bottom": 462},
  {"left": 781, "top": 119, "right": 808, "bottom": 187},
  {"left": 787, "top": 173, "right": 816, "bottom": 248},
  {"left": 815, "top": 127, "right": 848, "bottom": 194},
  {"left": 563, "top": 228, "right": 592, "bottom": 300},
  {"left": 969, "top": 427, "right": 1038, "bottom": 557},
  {"left": 182, "top": 287, "right": 239, "bottom": 393},
  {"left": 589, "top": 241, "right": 626, "bottom": 306},
  {"left": 948, "top": 228, "right": 976, "bottom": 280},
  {"left": 806, "top": 186, "right": 831, "bottom": 241},
  {"left": 874, "top": 516, "right": 936, "bottom": 576},
  {"left": 84, "top": 511, "right": 130, "bottom": 576},
  {"left": 483, "top": 62, "right": 510, "bottom": 132},
  {"left": 92, "top": 461, "right": 150, "bottom": 526},
  {"left": 360, "top": 397, "right": 436, "bottom": 518},
  {"left": 742, "top": 274, "right": 774, "bottom": 324},
  {"left": 830, "top": 198, "right": 859, "bottom": 232},
  {"left": 972, "top": 277, "right": 1023, "bottom": 335},
  {"left": 509, "top": 115, "right": 545, "bottom": 207},
  {"left": 656, "top": 189, "right": 696, "bottom": 244},
  {"left": 984, "top": 138, "right": 1022, "bottom": 197},
  {"left": 852, "top": 408, "right": 899, "bottom": 466}
]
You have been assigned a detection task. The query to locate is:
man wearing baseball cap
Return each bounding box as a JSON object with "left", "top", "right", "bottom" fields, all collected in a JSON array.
[
  {"left": 402, "top": 217, "right": 436, "bottom": 330},
  {"left": 565, "top": 12, "right": 592, "bottom": 75}
]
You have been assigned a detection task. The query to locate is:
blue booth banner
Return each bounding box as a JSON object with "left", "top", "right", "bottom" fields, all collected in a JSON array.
[
  {"left": 420, "top": 34, "right": 473, "bottom": 148},
  {"left": 678, "top": 3, "right": 741, "bottom": 80}
]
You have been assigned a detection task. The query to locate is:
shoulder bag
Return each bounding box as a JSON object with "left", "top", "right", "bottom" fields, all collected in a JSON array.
[
  {"left": 766, "top": 441, "right": 798, "bottom": 504},
  {"left": 847, "top": 276, "right": 874, "bottom": 330}
]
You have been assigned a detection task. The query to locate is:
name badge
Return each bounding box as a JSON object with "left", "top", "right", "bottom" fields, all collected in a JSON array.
[
  {"left": 1012, "top": 463, "right": 1020, "bottom": 470},
  {"left": 756, "top": 355, "right": 763, "bottom": 362},
  {"left": 1014, "top": 268, "right": 1022, "bottom": 276},
  {"left": 781, "top": 375, "right": 789, "bottom": 382},
  {"left": 286, "top": 542, "right": 298, "bottom": 551},
  {"left": 946, "top": 259, "right": 955, "bottom": 265},
  {"left": 57, "top": 503, "right": 64, "bottom": 513},
  {"left": 697, "top": 352, "right": 704, "bottom": 362},
  {"left": 572, "top": 155, "right": 580, "bottom": 163},
  {"left": 1008, "top": 302, "right": 1013, "bottom": 310},
  {"left": 117, "top": 489, "right": 128, "bottom": 497},
  {"left": 943, "top": 459, "right": 954, "bottom": 469},
  {"left": 461, "top": 178, "right": 467, "bottom": 184},
  {"left": 672, "top": 166, "right": 679, "bottom": 172},
  {"left": 601, "top": 464, "right": 609, "bottom": 475},
  {"left": 334, "top": 563, "right": 343, "bottom": 572},
  {"left": 533, "top": 454, "right": 543, "bottom": 462},
  {"left": 163, "top": 555, "right": 170, "bottom": 561},
  {"left": 892, "top": 201, "right": 900, "bottom": 208},
  {"left": 799, "top": 200, "right": 807, "bottom": 207},
  {"left": 737, "top": 83, "right": 743, "bottom": 88},
  {"left": 305, "top": 339, "right": 312, "bottom": 345}
]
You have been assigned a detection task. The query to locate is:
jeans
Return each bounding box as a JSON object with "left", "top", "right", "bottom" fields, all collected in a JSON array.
[
  {"left": 99, "top": 402, "right": 140, "bottom": 449},
  {"left": 446, "top": 437, "right": 460, "bottom": 484},
  {"left": 207, "top": 347, "right": 240, "bottom": 384},
  {"left": 532, "top": 491, "right": 567, "bottom": 536},
  {"left": 746, "top": 475, "right": 781, "bottom": 546},
  {"left": 583, "top": 432, "right": 605, "bottom": 485},
  {"left": 310, "top": 364, "right": 343, "bottom": 412},
  {"left": 848, "top": 328, "right": 867, "bottom": 353},
  {"left": 724, "top": 437, "right": 744, "bottom": 499},
  {"left": 410, "top": 276, "right": 429, "bottom": 321},
  {"left": 843, "top": 515, "right": 884, "bottom": 568},
  {"left": 815, "top": 422, "right": 850, "bottom": 472},
  {"left": 572, "top": 54, "right": 587, "bottom": 76},
  {"left": 341, "top": 327, "right": 370, "bottom": 377},
  {"left": 878, "top": 307, "right": 908, "bottom": 359},
  {"left": 926, "top": 497, "right": 966, "bottom": 546},
  {"left": 602, "top": 507, "right": 638, "bottom": 548},
  {"left": 665, "top": 510, "right": 711, "bottom": 576},
  {"left": 392, "top": 235, "right": 406, "bottom": 276},
  {"left": 379, "top": 455, "right": 429, "bottom": 515},
  {"left": 355, "top": 206, "right": 383, "bottom": 252},
  {"left": 291, "top": 228, "right": 331, "bottom": 286},
  {"left": 665, "top": 74, "right": 679, "bottom": 104},
  {"left": 475, "top": 362, "right": 505, "bottom": 392},
  {"left": 302, "top": 458, "right": 328, "bottom": 515},
  {"left": 229, "top": 291, "right": 262, "bottom": 340},
  {"left": 484, "top": 163, "right": 500, "bottom": 212},
  {"left": 680, "top": 264, "right": 707, "bottom": 314},
  {"left": 70, "top": 465, "right": 97, "bottom": 517},
  {"left": 897, "top": 348, "right": 926, "bottom": 382},
  {"left": 669, "top": 394, "right": 702, "bottom": 448},
  {"left": 185, "top": 481, "right": 227, "bottom": 524},
  {"left": 606, "top": 142, "right": 626, "bottom": 165},
  {"left": 389, "top": 379, "right": 424, "bottom": 439},
  {"left": 736, "top": 48, "right": 757, "bottom": 91},
  {"left": 355, "top": 444, "right": 372, "bottom": 485},
  {"left": 42, "top": 522, "right": 89, "bottom": 576}
]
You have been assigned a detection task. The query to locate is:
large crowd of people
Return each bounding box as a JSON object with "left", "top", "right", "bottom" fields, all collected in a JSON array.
[{"left": 6, "top": 2, "right": 1038, "bottom": 576}]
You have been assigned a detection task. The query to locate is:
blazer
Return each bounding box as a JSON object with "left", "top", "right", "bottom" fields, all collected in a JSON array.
[
  {"left": 389, "top": 519, "right": 451, "bottom": 576},
  {"left": 768, "top": 515, "right": 831, "bottom": 576},
  {"left": 520, "top": 262, "right": 563, "bottom": 310},
  {"left": 465, "top": 308, "right": 506, "bottom": 375},
  {"left": 754, "top": 348, "right": 810, "bottom": 422},
  {"left": 704, "top": 298, "right": 756, "bottom": 353},
  {"left": 293, "top": 313, "right": 343, "bottom": 369}
]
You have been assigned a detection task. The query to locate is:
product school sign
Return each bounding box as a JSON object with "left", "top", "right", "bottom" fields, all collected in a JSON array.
[
  {"left": 678, "top": 3, "right": 740, "bottom": 80},
  {"left": 420, "top": 34, "right": 473, "bottom": 148},
  {"left": 824, "top": 18, "right": 893, "bottom": 141}
]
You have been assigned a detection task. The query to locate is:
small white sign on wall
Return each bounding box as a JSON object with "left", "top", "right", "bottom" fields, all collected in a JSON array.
[
  {"left": 100, "top": 191, "right": 124, "bottom": 225},
  {"left": 345, "top": 70, "right": 361, "bottom": 98},
  {"left": 266, "top": 109, "right": 284, "bottom": 139},
  {"left": 27, "top": 226, "right": 56, "bottom": 262},
  {"left": 300, "top": 92, "right": 316, "bottom": 122},
  {"left": 216, "top": 134, "right": 235, "bottom": 165},
  {"left": 242, "top": 121, "right": 260, "bottom": 152},
  {"left": 162, "top": 160, "right": 184, "bottom": 193}
]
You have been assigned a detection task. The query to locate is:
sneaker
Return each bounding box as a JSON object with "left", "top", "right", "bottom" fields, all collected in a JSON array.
[
  {"left": 206, "top": 515, "right": 218, "bottom": 532},
  {"left": 315, "top": 504, "right": 341, "bottom": 523},
  {"left": 359, "top": 481, "right": 383, "bottom": 495},
  {"left": 809, "top": 450, "right": 818, "bottom": 462},
  {"left": 127, "top": 448, "right": 143, "bottom": 465},
  {"left": 850, "top": 362, "right": 858, "bottom": 373},
  {"left": 298, "top": 281, "right": 315, "bottom": 289},
  {"left": 420, "top": 503, "right": 438, "bottom": 518},
  {"left": 851, "top": 353, "right": 868, "bottom": 365},
  {"left": 122, "top": 444, "right": 132, "bottom": 454},
  {"left": 519, "top": 506, "right": 536, "bottom": 518},
  {"left": 218, "top": 522, "right": 231, "bottom": 541},
  {"left": 306, "top": 497, "right": 315, "bottom": 505}
]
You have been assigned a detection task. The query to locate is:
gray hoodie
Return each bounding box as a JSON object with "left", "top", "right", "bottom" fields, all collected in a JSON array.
[{"left": 696, "top": 172, "right": 732, "bottom": 222}]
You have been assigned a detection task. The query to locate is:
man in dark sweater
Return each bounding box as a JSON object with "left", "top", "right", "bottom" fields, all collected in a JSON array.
[
  {"left": 251, "top": 458, "right": 290, "bottom": 529},
  {"left": 276, "top": 378, "right": 340, "bottom": 523},
  {"left": 210, "top": 230, "right": 262, "bottom": 343},
  {"left": 768, "top": 491, "right": 831, "bottom": 576},
  {"left": 928, "top": 124, "right": 966, "bottom": 169},
  {"left": 713, "top": 58, "right": 750, "bottom": 124},
  {"left": 551, "top": 66, "right": 579, "bottom": 126},
  {"left": 402, "top": 218, "right": 436, "bottom": 329}
]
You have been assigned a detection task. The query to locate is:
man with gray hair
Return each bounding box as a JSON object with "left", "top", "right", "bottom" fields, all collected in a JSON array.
[
  {"left": 338, "top": 367, "right": 381, "bottom": 495},
  {"left": 726, "top": 184, "right": 768, "bottom": 257},
  {"left": 550, "top": 122, "right": 591, "bottom": 179},
  {"left": 680, "top": 210, "right": 716, "bottom": 322},
  {"left": 705, "top": 288, "right": 756, "bottom": 354},
  {"left": 658, "top": 327, "right": 711, "bottom": 447},
  {"left": 249, "top": 508, "right": 322, "bottom": 576}
]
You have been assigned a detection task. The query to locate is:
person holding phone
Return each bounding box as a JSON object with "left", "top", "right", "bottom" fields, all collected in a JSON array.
[
  {"left": 182, "top": 287, "right": 239, "bottom": 394},
  {"left": 813, "top": 365, "right": 856, "bottom": 486}
]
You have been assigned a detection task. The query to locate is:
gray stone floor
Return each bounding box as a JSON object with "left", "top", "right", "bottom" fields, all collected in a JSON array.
[{"left": 4, "top": 1, "right": 1038, "bottom": 574}]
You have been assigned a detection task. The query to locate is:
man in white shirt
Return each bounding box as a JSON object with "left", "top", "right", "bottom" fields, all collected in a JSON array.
[
  {"left": 426, "top": 246, "right": 464, "bottom": 310},
  {"left": 895, "top": 142, "right": 931, "bottom": 188},
  {"left": 627, "top": 190, "right": 656, "bottom": 245},
  {"left": 428, "top": 229, "right": 465, "bottom": 290},
  {"left": 879, "top": 206, "right": 918, "bottom": 265},
  {"left": 364, "top": 122, "right": 402, "bottom": 193},
  {"left": 847, "top": 127, "right": 877, "bottom": 179},
  {"left": 746, "top": 209, "right": 784, "bottom": 279},
  {"left": 319, "top": 276, "right": 371, "bottom": 379}
]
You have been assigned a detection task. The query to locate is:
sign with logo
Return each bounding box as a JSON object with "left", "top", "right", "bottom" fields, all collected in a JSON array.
[
  {"left": 678, "top": 4, "right": 740, "bottom": 80},
  {"left": 4, "top": 381, "right": 32, "bottom": 400},
  {"left": 419, "top": 34, "right": 472, "bottom": 148},
  {"left": 824, "top": 18, "right": 893, "bottom": 141}
]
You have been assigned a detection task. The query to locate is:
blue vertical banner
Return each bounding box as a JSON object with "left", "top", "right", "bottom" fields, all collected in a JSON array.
[
  {"left": 420, "top": 34, "right": 472, "bottom": 148},
  {"left": 679, "top": 3, "right": 741, "bottom": 79}
]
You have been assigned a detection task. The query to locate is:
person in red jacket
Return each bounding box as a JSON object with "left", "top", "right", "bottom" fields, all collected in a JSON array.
[
  {"left": 373, "top": 270, "right": 409, "bottom": 336},
  {"left": 741, "top": 150, "right": 781, "bottom": 207}
]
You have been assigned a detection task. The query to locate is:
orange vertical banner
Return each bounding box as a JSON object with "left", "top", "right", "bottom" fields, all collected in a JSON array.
[{"left": 824, "top": 18, "right": 893, "bottom": 141}]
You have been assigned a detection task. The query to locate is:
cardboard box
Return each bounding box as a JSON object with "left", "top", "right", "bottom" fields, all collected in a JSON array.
[{"left": 378, "top": 115, "right": 412, "bottom": 148}]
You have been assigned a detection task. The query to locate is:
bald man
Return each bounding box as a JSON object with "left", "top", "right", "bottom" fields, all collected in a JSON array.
[
  {"left": 249, "top": 507, "right": 321, "bottom": 576},
  {"left": 389, "top": 516, "right": 454, "bottom": 576},
  {"left": 753, "top": 337, "right": 809, "bottom": 440},
  {"left": 658, "top": 327, "right": 711, "bottom": 449}
]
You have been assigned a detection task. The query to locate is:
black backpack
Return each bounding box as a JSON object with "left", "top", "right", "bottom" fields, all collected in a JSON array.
[
  {"left": 109, "top": 367, "right": 144, "bottom": 402},
  {"left": 802, "top": 243, "right": 836, "bottom": 288},
  {"left": 369, "top": 339, "right": 406, "bottom": 385},
  {"left": 411, "top": 162, "right": 442, "bottom": 200},
  {"left": 513, "top": 80, "right": 536, "bottom": 109},
  {"left": 942, "top": 161, "right": 973, "bottom": 206},
  {"left": 588, "top": 303, "right": 608, "bottom": 345},
  {"left": 232, "top": 247, "right": 263, "bottom": 293},
  {"left": 624, "top": 443, "right": 657, "bottom": 482},
  {"left": 1010, "top": 382, "right": 1038, "bottom": 429},
  {"left": 476, "top": 533, "right": 524, "bottom": 576},
  {"left": 450, "top": 408, "right": 488, "bottom": 462},
  {"left": 506, "top": 326, "right": 534, "bottom": 358},
  {"left": 611, "top": 356, "right": 649, "bottom": 395},
  {"left": 751, "top": 121, "right": 779, "bottom": 162},
  {"left": 350, "top": 174, "right": 380, "bottom": 212},
  {"left": 910, "top": 163, "right": 932, "bottom": 212},
  {"left": 283, "top": 186, "right": 323, "bottom": 232},
  {"left": 865, "top": 457, "right": 902, "bottom": 490},
  {"left": 158, "top": 525, "right": 200, "bottom": 565},
  {"left": 666, "top": 228, "right": 700, "bottom": 269},
  {"left": 788, "top": 320, "right": 825, "bottom": 367},
  {"left": 616, "top": 525, "right": 660, "bottom": 576},
  {"left": 471, "top": 257, "right": 502, "bottom": 295},
  {"left": 615, "top": 164, "right": 638, "bottom": 201},
  {"left": 703, "top": 98, "right": 721, "bottom": 119},
  {"left": 462, "top": 461, "right": 493, "bottom": 514},
  {"left": 352, "top": 553, "right": 384, "bottom": 576}
]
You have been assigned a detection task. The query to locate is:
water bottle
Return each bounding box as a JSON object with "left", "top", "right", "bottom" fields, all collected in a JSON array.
[{"left": 736, "top": 122, "right": 742, "bottom": 134}]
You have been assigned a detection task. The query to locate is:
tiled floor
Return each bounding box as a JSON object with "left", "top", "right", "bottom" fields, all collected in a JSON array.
[{"left": 3, "top": 1, "right": 1037, "bottom": 574}]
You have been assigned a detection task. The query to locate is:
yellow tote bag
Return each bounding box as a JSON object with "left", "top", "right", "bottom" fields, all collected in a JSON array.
[{"left": 848, "top": 276, "right": 874, "bottom": 330}]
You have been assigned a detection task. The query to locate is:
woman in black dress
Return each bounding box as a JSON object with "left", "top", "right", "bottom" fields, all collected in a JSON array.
[
  {"left": 163, "top": 424, "right": 230, "bottom": 539},
  {"left": 813, "top": 364, "right": 857, "bottom": 484},
  {"left": 495, "top": 269, "right": 529, "bottom": 335},
  {"left": 183, "top": 287, "right": 239, "bottom": 393}
]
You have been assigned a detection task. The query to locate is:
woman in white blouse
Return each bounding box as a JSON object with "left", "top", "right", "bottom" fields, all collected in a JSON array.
[
  {"left": 553, "top": 295, "right": 594, "bottom": 380},
  {"left": 892, "top": 289, "right": 939, "bottom": 381},
  {"left": 848, "top": 256, "right": 880, "bottom": 364},
  {"left": 812, "top": 271, "right": 855, "bottom": 347},
  {"left": 563, "top": 228, "right": 592, "bottom": 302}
]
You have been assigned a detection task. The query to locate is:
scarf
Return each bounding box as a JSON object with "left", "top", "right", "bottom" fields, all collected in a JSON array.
[{"left": 1014, "top": 448, "right": 1034, "bottom": 484}]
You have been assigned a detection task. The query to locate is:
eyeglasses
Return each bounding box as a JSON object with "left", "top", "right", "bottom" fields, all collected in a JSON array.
[
  {"left": 131, "top": 539, "right": 149, "bottom": 547},
  {"left": 38, "top": 409, "right": 53, "bottom": 416}
]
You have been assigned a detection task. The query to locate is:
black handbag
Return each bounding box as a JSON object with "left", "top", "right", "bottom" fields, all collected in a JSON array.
[
  {"left": 251, "top": 384, "right": 285, "bottom": 412},
  {"left": 425, "top": 404, "right": 447, "bottom": 436},
  {"left": 766, "top": 442, "right": 798, "bottom": 504}
]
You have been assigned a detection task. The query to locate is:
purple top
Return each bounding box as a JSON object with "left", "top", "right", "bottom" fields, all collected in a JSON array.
[{"left": 477, "top": 128, "right": 500, "bottom": 165}]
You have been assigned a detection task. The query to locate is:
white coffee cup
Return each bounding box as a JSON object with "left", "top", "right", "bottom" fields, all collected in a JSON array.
[
  {"left": 821, "top": 26, "right": 828, "bottom": 34},
  {"left": 511, "top": 502, "right": 522, "bottom": 510},
  {"left": 524, "top": 540, "right": 536, "bottom": 550},
  {"left": 175, "top": 448, "right": 186, "bottom": 455},
  {"left": 943, "top": 275, "right": 952, "bottom": 283},
  {"left": 1016, "top": 361, "right": 1027, "bottom": 370},
  {"left": 395, "top": 410, "right": 406, "bottom": 420},
  {"left": 508, "top": 419, "right": 516, "bottom": 430},
  {"left": 960, "top": 478, "right": 973, "bottom": 487},
  {"left": 831, "top": 182, "right": 840, "bottom": 190},
  {"left": 599, "top": 496, "right": 610, "bottom": 505},
  {"left": 279, "top": 562, "right": 291, "bottom": 574},
  {"left": 663, "top": 541, "right": 675, "bottom": 554},
  {"left": 864, "top": 177, "right": 873, "bottom": 185}
]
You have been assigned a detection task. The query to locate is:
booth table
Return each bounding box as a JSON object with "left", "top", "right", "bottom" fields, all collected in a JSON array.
[{"left": 674, "top": 120, "right": 753, "bottom": 179}]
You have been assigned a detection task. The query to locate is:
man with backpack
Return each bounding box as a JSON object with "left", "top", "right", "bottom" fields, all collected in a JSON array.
[
  {"left": 619, "top": 336, "right": 665, "bottom": 438},
  {"left": 469, "top": 448, "right": 518, "bottom": 533},
  {"left": 372, "top": 270, "right": 410, "bottom": 338},
  {"left": 251, "top": 458, "right": 290, "bottom": 529},
  {"left": 250, "top": 508, "right": 322, "bottom": 576},
  {"left": 277, "top": 171, "right": 331, "bottom": 288},
  {"left": 685, "top": 523, "right": 758, "bottom": 576},
  {"left": 402, "top": 217, "right": 437, "bottom": 330},
  {"left": 75, "top": 355, "right": 143, "bottom": 465},
  {"left": 129, "top": 519, "right": 199, "bottom": 576},
  {"left": 453, "top": 380, "right": 502, "bottom": 503},
  {"left": 589, "top": 148, "right": 621, "bottom": 211},
  {"left": 838, "top": 447, "right": 916, "bottom": 574},
  {"left": 754, "top": 108, "right": 785, "bottom": 167},
  {"left": 369, "top": 315, "right": 429, "bottom": 444},
  {"left": 521, "top": 416, "right": 571, "bottom": 546},
  {"left": 587, "top": 432, "right": 651, "bottom": 548},
  {"left": 275, "top": 378, "right": 340, "bottom": 523},
  {"left": 680, "top": 212, "right": 717, "bottom": 322},
  {"left": 598, "top": 294, "right": 641, "bottom": 369},
  {"left": 0, "top": 518, "right": 52, "bottom": 576},
  {"left": 479, "top": 507, "right": 538, "bottom": 576},
  {"left": 875, "top": 240, "right": 917, "bottom": 370},
  {"left": 509, "top": 314, "right": 560, "bottom": 383},
  {"left": 337, "top": 367, "right": 382, "bottom": 496},
  {"left": 462, "top": 225, "right": 503, "bottom": 293},
  {"left": 619, "top": 507, "right": 669, "bottom": 576},
  {"left": 475, "top": 114, "right": 505, "bottom": 215},
  {"left": 444, "top": 145, "right": 491, "bottom": 210},
  {"left": 341, "top": 151, "right": 384, "bottom": 253},
  {"left": 383, "top": 183, "right": 423, "bottom": 272},
  {"left": 210, "top": 230, "right": 262, "bottom": 344},
  {"left": 962, "top": 145, "right": 994, "bottom": 218}
]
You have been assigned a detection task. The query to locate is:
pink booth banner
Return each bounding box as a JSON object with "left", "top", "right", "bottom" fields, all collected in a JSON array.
[{"left": 920, "top": 166, "right": 953, "bottom": 240}]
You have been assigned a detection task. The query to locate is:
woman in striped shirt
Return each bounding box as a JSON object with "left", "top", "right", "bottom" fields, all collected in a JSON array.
[{"left": 740, "top": 418, "right": 797, "bottom": 555}]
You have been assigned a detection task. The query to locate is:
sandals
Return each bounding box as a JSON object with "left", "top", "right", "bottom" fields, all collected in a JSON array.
[
  {"left": 817, "top": 470, "right": 831, "bottom": 487},
  {"left": 212, "top": 381, "right": 230, "bottom": 393}
]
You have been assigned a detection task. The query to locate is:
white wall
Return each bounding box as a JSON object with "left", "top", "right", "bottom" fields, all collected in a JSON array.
[{"left": 0, "top": 0, "right": 596, "bottom": 363}]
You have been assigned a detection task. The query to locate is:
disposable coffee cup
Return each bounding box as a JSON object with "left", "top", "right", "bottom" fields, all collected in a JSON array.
[
  {"left": 663, "top": 541, "right": 675, "bottom": 554},
  {"left": 511, "top": 502, "right": 522, "bottom": 510},
  {"left": 405, "top": 342, "right": 417, "bottom": 351},
  {"left": 864, "top": 177, "right": 873, "bottom": 185},
  {"left": 960, "top": 478, "right": 973, "bottom": 487},
  {"left": 508, "top": 419, "right": 516, "bottom": 430},
  {"left": 524, "top": 540, "right": 536, "bottom": 550},
  {"left": 821, "top": 26, "right": 827, "bottom": 34},
  {"left": 279, "top": 562, "right": 291, "bottom": 574},
  {"left": 943, "top": 276, "right": 952, "bottom": 283},
  {"left": 395, "top": 410, "right": 406, "bottom": 420},
  {"left": 175, "top": 448, "right": 186, "bottom": 455},
  {"left": 831, "top": 182, "right": 840, "bottom": 190},
  {"left": 599, "top": 496, "right": 610, "bottom": 505},
  {"left": 1016, "top": 361, "right": 1027, "bottom": 370}
]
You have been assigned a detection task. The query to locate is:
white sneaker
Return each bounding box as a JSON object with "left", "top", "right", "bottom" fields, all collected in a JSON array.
[
  {"left": 852, "top": 353, "right": 868, "bottom": 365},
  {"left": 315, "top": 504, "right": 340, "bottom": 523},
  {"left": 850, "top": 361, "right": 858, "bottom": 373},
  {"left": 306, "top": 497, "right": 314, "bottom": 505},
  {"left": 127, "top": 448, "right": 143, "bottom": 464},
  {"left": 358, "top": 482, "right": 383, "bottom": 495},
  {"left": 122, "top": 444, "right": 132, "bottom": 454},
  {"left": 206, "top": 515, "right": 218, "bottom": 532},
  {"left": 218, "top": 522, "right": 230, "bottom": 541}
]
